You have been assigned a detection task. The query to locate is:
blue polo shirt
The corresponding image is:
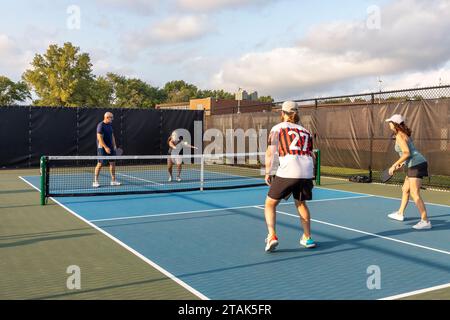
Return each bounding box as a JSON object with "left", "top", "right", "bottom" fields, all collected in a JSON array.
[{"left": 97, "top": 121, "right": 114, "bottom": 149}]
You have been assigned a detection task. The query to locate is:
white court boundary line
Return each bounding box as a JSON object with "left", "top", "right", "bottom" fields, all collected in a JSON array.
[
  {"left": 253, "top": 206, "right": 450, "bottom": 256},
  {"left": 252, "top": 206, "right": 450, "bottom": 299},
  {"left": 18, "top": 176, "right": 209, "bottom": 300},
  {"left": 23, "top": 173, "right": 449, "bottom": 208},
  {"left": 117, "top": 173, "right": 163, "bottom": 186},
  {"left": 316, "top": 186, "right": 450, "bottom": 208},
  {"left": 379, "top": 282, "right": 450, "bottom": 300},
  {"left": 322, "top": 175, "right": 450, "bottom": 193},
  {"left": 91, "top": 204, "right": 262, "bottom": 222},
  {"left": 19, "top": 176, "right": 450, "bottom": 300},
  {"left": 90, "top": 195, "right": 373, "bottom": 222}
]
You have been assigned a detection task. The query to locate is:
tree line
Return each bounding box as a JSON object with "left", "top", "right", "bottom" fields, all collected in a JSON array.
[{"left": 0, "top": 42, "right": 273, "bottom": 107}]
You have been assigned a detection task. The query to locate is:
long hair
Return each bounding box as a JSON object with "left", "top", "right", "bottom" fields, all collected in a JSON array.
[
  {"left": 392, "top": 122, "right": 412, "bottom": 137},
  {"left": 281, "top": 111, "right": 299, "bottom": 124}
]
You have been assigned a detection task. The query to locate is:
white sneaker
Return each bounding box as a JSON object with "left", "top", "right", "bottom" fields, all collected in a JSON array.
[
  {"left": 388, "top": 211, "right": 405, "bottom": 221},
  {"left": 110, "top": 181, "right": 121, "bottom": 186},
  {"left": 176, "top": 177, "right": 182, "bottom": 182},
  {"left": 92, "top": 181, "right": 100, "bottom": 188},
  {"left": 412, "top": 220, "right": 432, "bottom": 230},
  {"left": 168, "top": 176, "right": 172, "bottom": 182},
  {"left": 265, "top": 235, "right": 279, "bottom": 252},
  {"left": 300, "top": 235, "right": 316, "bottom": 248}
]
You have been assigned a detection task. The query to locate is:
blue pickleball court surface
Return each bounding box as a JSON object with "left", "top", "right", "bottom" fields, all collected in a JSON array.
[{"left": 22, "top": 175, "right": 450, "bottom": 300}]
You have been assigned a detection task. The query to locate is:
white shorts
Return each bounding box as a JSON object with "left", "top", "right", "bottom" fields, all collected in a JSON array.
[{"left": 169, "top": 155, "right": 183, "bottom": 165}]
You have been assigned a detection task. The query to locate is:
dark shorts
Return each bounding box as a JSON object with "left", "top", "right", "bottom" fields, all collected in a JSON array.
[
  {"left": 407, "top": 162, "right": 428, "bottom": 179},
  {"left": 268, "top": 176, "right": 314, "bottom": 201},
  {"left": 97, "top": 147, "right": 116, "bottom": 165}
]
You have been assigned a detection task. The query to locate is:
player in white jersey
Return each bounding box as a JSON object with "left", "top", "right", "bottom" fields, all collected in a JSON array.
[{"left": 263, "top": 101, "right": 316, "bottom": 252}]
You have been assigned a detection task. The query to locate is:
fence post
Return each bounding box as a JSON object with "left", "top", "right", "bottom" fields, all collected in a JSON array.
[
  {"left": 369, "top": 102, "right": 374, "bottom": 181},
  {"left": 40, "top": 156, "right": 47, "bottom": 205},
  {"left": 315, "top": 149, "right": 321, "bottom": 186}
]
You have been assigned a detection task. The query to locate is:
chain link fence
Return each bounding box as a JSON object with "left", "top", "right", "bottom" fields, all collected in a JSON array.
[{"left": 205, "top": 85, "right": 450, "bottom": 190}]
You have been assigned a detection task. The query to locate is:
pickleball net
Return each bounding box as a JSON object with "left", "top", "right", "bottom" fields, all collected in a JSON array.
[{"left": 39, "top": 151, "right": 321, "bottom": 204}]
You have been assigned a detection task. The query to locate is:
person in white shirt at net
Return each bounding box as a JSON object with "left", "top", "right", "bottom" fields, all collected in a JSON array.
[
  {"left": 167, "top": 131, "right": 198, "bottom": 182},
  {"left": 264, "top": 101, "right": 316, "bottom": 252}
]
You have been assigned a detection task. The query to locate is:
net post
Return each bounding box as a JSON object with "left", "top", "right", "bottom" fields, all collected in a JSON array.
[
  {"left": 40, "top": 156, "right": 47, "bottom": 205},
  {"left": 200, "top": 155, "right": 205, "bottom": 191},
  {"left": 315, "top": 149, "right": 321, "bottom": 186}
]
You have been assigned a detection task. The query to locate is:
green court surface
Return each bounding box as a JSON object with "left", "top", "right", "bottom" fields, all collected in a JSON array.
[
  {"left": 0, "top": 169, "right": 199, "bottom": 300},
  {"left": 1, "top": 169, "right": 449, "bottom": 300}
]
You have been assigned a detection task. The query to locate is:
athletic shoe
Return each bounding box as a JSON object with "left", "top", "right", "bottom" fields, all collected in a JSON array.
[
  {"left": 168, "top": 176, "right": 172, "bottom": 182},
  {"left": 176, "top": 177, "right": 182, "bottom": 182},
  {"left": 92, "top": 181, "right": 100, "bottom": 188},
  {"left": 388, "top": 211, "right": 405, "bottom": 221},
  {"left": 412, "top": 220, "right": 432, "bottom": 230},
  {"left": 264, "top": 234, "right": 279, "bottom": 252},
  {"left": 300, "top": 235, "right": 316, "bottom": 248},
  {"left": 110, "top": 181, "right": 121, "bottom": 186}
]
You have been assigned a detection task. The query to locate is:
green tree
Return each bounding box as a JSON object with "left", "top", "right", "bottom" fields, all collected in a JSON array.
[
  {"left": 0, "top": 76, "right": 31, "bottom": 105},
  {"left": 22, "top": 42, "right": 94, "bottom": 106},
  {"left": 258, "top": 96, "right": 274, "bottom": 103},
  {"left": 97, "top": 73, "right": 166, "bottom": 108},
  {"left": 86, "top": 76, "right": 114, "bottom": 107},
  {"left": 198, "top": 89, "right": 234, "bottom": 100},
  {"left": 163, "top": 80, "right": 199, "bottom": 103},
  {"left": 323, "top": 98, "right": 352, "bottom": 104}
]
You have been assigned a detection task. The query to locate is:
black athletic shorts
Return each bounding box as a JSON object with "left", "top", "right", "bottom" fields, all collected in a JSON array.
[
  {"left": 97, "top": 147, "right": 116, "bottom": 165},
  {"left": 407, "top": 162, "right": 428, "bottom": 179},
  {"left": 268, "top": 176, "right": 314, "bottom": 201}
]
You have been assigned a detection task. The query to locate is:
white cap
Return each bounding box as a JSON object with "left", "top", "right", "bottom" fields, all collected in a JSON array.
[
  {"left": 385, "top": 114, "right": 405, "bottom": 124},
  {"left": 281, "top": 101, "right": 298, "bottom": 113}
]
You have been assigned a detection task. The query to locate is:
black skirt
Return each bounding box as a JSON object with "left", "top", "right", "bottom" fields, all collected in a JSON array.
[{"left": 407, "top": 162, "right": 428, "bottom": 178}]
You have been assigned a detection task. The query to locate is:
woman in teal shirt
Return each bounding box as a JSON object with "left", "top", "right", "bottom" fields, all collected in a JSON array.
[{"left": 385, "top": 114, "right": 431, "bottom": 230}]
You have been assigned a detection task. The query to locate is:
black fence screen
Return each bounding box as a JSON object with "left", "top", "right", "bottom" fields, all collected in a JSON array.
[{"left": 0, "top": 106, "right": 203, "bottom": 168}]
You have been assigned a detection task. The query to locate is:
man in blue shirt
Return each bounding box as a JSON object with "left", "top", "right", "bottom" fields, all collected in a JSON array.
[{"left": 93, "top": 112, "right": 121, "bottom": 188}]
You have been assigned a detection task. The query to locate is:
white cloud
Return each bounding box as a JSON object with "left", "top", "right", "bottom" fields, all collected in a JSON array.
[
  {"left": 176, "top": 0, "right": 271, "bottom": 12},
  {"left": 123, "top": 15, "right": 210, "bottom": 54},
  {"left": 96, "top": 0, "right": 160, "bottom": 15},
  {"left": 0, "top": 34, "right": 34, "bottom": 80},
  {"left": 152, "top": 15, "right": 209, "bottom": 42},
  {"left": 382, "top": 63, "right": 450, "bottom": 90},
  {"left": 89, "top": 48, "right": 135, "bottom": 77},
  {"left": 212, "top": 0, "right": 450, "bottom": 99}
]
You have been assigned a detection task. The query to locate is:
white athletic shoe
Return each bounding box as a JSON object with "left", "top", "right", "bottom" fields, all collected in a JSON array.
[
  {"left": 92, "top": 181, "right": 100, "bottom": 188},
  {"left": 388, "top": 211, "right": 405, "bottom": 221},
  {"left": 176, "top": 177, "right": 182, "bottom": 182},
  {"left": 265, "top": 235, "right": 279, "bottom": 252},
  {"left": 110, "top": 181, "right": 121, "bottom": 186},
  {"left": 168, "top": 176, "right": 172, "bottom": 182},
  {"left": 412, "top": 220, "right": 432, "bottom": 230}
]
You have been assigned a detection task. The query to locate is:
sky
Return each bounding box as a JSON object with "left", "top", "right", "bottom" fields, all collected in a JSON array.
[{"left": 1, "top": 0, "right": 449, "bottom": 100}]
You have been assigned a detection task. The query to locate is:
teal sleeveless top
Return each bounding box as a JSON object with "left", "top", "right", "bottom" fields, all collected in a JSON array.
[{"left": 394, "top": 138, "right": 427, "bottom": 168}]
